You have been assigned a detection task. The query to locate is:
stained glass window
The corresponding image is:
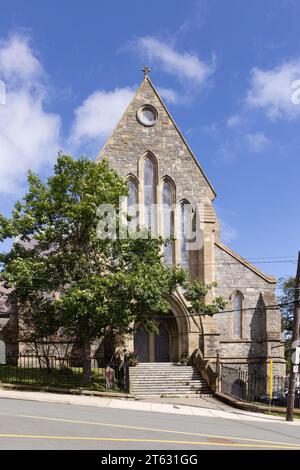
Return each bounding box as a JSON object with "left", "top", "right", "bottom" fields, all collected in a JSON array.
[
  {"left": 128, "top": 179, "right": 137, "bottom": 232},
  {"left": 163, "top": 181, "right": 173, "bottom": 265},
  {"left": 144, "top": 157, "right": 156, "bottom": 232},
  {"left": 180, "top": 202, "right": 190, "bottom": 273}
]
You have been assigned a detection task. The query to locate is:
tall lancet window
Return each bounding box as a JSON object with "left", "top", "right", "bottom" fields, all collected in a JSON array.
[
  {"left": 180, "top": 202, "right": 191, "bottom": 273},
  {"left": 233, "top": 292, "right": 243, "bottom": 338},
  {"left": 127, "top": 179, "right": 138, "bottom": 232},
  {"left": 162, "top": 181, "right": 174, "bottom": 266},
  {"left": 144, "top": 157, "right": 156, "bottom": 233}
]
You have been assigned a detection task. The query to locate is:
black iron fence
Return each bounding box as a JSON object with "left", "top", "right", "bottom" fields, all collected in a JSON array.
[
  {"left": 221, "top": 365, "right": 300, "bottom": 408},
  {"left": 0, "top": 354, "right": 129, "bottom": 393}
]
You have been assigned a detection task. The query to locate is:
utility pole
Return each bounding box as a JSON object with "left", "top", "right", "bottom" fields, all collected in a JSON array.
[{"left": 286, "top": 251, "right": 300, "bottom": 421}]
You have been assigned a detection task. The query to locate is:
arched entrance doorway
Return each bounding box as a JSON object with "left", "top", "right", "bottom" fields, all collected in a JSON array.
[
  {"left": 155, "top": 323, "right": 169, "bottom": 362},
  {"left": 134, "top": 328, "right": 149, "bottom": 362},
  {"left": 133, "top": 311, "right": 182, "bottom": 362}
]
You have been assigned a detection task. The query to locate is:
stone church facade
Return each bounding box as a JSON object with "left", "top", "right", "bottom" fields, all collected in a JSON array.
[
  {"left": 0, "top": 73, "right": 286, "bottom": 380},
  {"left": 96, "top": 73, "right": 286, "bottom": 378}
]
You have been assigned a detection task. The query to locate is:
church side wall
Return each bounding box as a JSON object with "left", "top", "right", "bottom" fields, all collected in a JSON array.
[{"left": 214, "top": 244, "right": 286, "bottom": 378}]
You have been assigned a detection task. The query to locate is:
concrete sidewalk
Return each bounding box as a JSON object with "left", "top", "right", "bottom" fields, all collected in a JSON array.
[
  {"left": 0, "top": 388, "right": 298, "bottom": 425},
  {"left": 140, "top": 395, "right": 235, "bottom": 411}
]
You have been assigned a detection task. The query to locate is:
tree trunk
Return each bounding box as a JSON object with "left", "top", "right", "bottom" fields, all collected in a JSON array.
[{"left": 82, "top": 338, "right": 91, "bottom": 384}]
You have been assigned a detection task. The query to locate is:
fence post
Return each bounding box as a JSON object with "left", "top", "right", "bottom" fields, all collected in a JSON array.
[
  {"left": 269, "top": 359, "right": 273, "bottom": 404},
  {"left": 123, "top": 361, "right": 129, "bottom": 393},
  {"left": 215, "top": 349, "right": 221, "bottom": 393}
]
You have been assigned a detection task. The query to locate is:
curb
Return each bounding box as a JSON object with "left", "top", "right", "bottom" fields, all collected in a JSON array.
[
  {"left": 0, "top": 383, "right": 134, "bottom": 400},
  {"left": 215, "top": 392, "right": 300, "bottom": 417}
]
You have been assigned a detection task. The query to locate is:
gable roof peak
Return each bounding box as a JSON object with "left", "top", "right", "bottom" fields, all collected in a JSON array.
[
  {"left": 97, "top": 73, "right": 216, "bottom": 200},
  {"left": 142, "top": 66, "right": 151, "bottom": 78},
  {"left": 137, "top": 76, "right": 216, "bottom": 199}
]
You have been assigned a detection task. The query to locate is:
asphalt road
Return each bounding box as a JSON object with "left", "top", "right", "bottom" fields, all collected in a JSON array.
[{"left": 0, "top": 398, "right": 299, "bottom": 450}]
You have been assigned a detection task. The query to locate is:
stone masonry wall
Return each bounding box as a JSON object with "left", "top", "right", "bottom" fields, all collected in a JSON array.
[
  {"left": 214, "top": 243, "right": 286, "bottom": 377},
  {"left": 97, "top": 77, "right": 215, "bottom": 205}
]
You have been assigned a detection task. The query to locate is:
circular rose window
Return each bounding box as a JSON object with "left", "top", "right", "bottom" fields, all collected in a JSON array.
[{"left": 137, "top": 105, "right": 158, "bottom": 127}]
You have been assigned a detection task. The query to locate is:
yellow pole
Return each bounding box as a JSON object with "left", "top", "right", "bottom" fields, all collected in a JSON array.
[{"left": 269, "top": 359, "right": 273, "bottom": 401}]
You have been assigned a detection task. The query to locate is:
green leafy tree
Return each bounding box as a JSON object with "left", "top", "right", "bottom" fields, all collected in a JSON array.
[
  {"left": 184, "top": 280, "right": 227, "bottom": 317},
  {"left": 277, "top": 276, "right": 296, "bottom": 341},
  {"left": 277, "top": 276, "right": 297, "bottom": 373},
  {"left": 0, "top": 154, "right": 225, "bottom": 382}
]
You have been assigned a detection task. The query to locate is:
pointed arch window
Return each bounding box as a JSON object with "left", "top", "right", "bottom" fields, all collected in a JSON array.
[
  {"left": 233, "top": 292, "right": 243, "bottom": 338},
  {"left": 144, "top": 156, "right": 156, "bottom": 233},
  {"left": 127, "top": 179, "right": 138, "bottom": 232},
  {"left": 180, "top": 201, "right": 192, "bottom": 273},
  {"left": 162, "top": 180, "right": 174, "bottom": 266}
]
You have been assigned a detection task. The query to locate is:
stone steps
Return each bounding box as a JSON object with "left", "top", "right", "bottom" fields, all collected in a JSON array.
[
  {"left": 130, "top": 377, "right": 204, "bottom": 380},
  {"left": 129, "top": 362, "right": 212, "bottom": 397},
  {"left": 130, "top": 382, "right": 209, "bottom": 385},
  {"left": 133, "top": 394, "right": 212, "bottom": 398},
  {"left": 130, "top": 378, "right": 205, "bottom": 381},
  {"left": 131, "top": 386, "right": 208, "bottom": 391},
  {"left": 131, "top": 390, "right": 211, "bottom": 392},
  {"left": 130, "top": 378, "right": 207, "bottom": 383}
]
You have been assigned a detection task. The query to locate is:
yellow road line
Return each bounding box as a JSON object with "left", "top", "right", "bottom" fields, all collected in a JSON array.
[
  {"left": 0, "top": 434, "right": 299, "bottom": 449},
  {"left": 14, "top": 413, "right": 300, "bottom": 448}
]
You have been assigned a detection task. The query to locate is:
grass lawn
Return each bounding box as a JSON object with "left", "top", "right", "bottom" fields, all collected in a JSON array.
[
  {"left": 263, "top": 410, "right": 300, "bottom": 419},
  {"left": 0, "top": 365, "right": 108, "bottom": 391},
  {"left": 252, "top": 401, "right": 300, "bottom": 418}
]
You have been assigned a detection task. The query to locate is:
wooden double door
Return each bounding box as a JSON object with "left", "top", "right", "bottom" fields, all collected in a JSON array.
[{"left": 134, "top": 324, "right": 170, "bottom": 362}]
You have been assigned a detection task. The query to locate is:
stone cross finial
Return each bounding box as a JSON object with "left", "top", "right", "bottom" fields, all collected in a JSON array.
[{"left": 142, "top": 66, "right": 151, "bottom": 78}]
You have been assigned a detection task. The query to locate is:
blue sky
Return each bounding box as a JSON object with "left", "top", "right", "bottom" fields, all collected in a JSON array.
[{"left": 0, "top": 0, "right": 299, "bottom": 281}]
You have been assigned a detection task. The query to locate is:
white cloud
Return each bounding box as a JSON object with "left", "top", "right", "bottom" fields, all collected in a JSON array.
[
  {"left": 219, "top": 218, "right": 238, "bottom": 243},
  {"left": 0, "top": 91, "right": 60, "bottom": 193},
  {"left": 227, "top": 114, "right": 242, "bottom": 127},
  {"left": 0, "top": 79, "right": 6, "bottom": 105},
  {"left": 246, "top": 59, "right": 300, "bottom": 120},
  {"left": 201, "top": 122, "right": 218, "bottom": 137},
  {"left": 0, "top": 35, "right": 43, "bottom": 87},
  {"left": 134, "top": 36, "right": 216, "bottom": 85},
  {"left": 216, "top": 132, "right": 271, "bottom": 162},
  {"left": 179, "top": 0, "right": 209, "bottom": 34},
  {"left": 157, "top": 87, "right": 180, "bottom": 104},
  {"left": 216, "top": 139, "right": 239, "bottom": 163},
  {"left": 244, "top": 132, "right": 270, "bottom": 153},
  {"left": 68, "top": 88, "right": 134, "bottom": 149},
  {"left": 0, "top": 34, "right": 61, "bottom": 195}
]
